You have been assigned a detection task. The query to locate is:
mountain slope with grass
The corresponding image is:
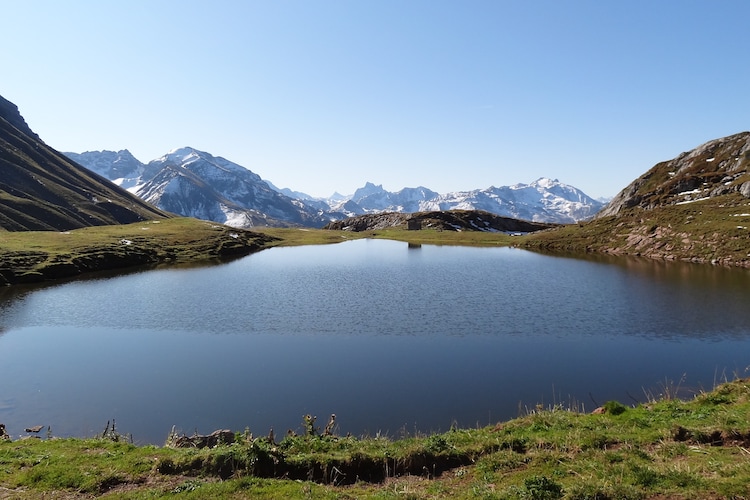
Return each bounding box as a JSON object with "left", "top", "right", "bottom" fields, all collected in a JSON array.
[
  {"left": 0, "top": 96, "right": 278, "bottom": 283},
  {"left": 598, "top": 131, "right": 750, "bottom": 216},
  {"left": 524, "top": 132, "right": 750, "bottom": 267},
  {"left": 0, "top": 95, "right": 169, "bottom": 231}
]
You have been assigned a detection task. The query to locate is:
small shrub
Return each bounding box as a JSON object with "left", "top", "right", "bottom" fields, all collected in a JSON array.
[
  {"left": 424, "top": 434, "right": 449, "bottom": 453},
  {"left": 603, "top": 400, "right": 628, "bottom": 416}
]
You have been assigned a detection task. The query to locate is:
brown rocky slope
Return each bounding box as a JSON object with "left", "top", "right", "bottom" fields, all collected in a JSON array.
[{"left": 524, "top": 132, "right": 750, "bottom": 267}]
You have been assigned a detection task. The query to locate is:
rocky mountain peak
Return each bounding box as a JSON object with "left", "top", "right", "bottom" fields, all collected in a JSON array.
[
  {"left": 0, "top": 95, "right": 39, "bottom": 139},
  {"left": 65, "top": 149, "right": 144, "bottom": 184}
]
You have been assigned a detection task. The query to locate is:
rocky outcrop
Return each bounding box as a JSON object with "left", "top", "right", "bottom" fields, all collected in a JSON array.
[
  {"left": 323, "top": 209, "right": 558, "bottom": 233},
  {"left": 598, "top": 132, "right": 750, "bottom": 217}
]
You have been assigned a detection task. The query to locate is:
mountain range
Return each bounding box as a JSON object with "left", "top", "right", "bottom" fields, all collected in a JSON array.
[
  {"left": 2, "top": 92, "right": 748, "bottom": 269},
  {"left": 65, "top": 148, "right": 605, "bottom": 228}
]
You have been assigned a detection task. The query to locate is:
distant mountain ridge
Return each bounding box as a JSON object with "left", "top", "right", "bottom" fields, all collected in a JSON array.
[
  {"left": 67, "top": 150, "right": 604, "bottom": 228},
  {"left": 323, "top": 178, "right": 604, "bottom": 223},
  {"left": 0, "top": 95, "right": 168, "bottom": 231}
]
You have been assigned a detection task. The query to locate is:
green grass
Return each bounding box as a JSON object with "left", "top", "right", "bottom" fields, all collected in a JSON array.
[
  {"left": 521, "top": 193, "right": 750, "bottom": 268},
  {"left": 2, "top": 378, "right": 749, "bottom": 498},
  {"left": 0, "top": 217, "right": 278, "bottom": 284},
  {"left": 3, "top": 192, "right": 747, "bottom": 286}
]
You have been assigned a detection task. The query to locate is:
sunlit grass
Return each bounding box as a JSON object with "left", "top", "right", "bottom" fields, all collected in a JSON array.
[
  {"left": 522, "top": 193, "right": 750, "bottom": 267},
  {"left": 0, "top": 218, "right": 277, "bottom": 284},
  {"left": 1, "top": 378, "right": 749, "bottom": 498}
]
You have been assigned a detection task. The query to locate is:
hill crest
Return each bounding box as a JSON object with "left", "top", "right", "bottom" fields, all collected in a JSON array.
[
  {"left": 0, "top": 95, "right": 169, "bottom": 231},
  {"left": 598, "top": 132, "right": 750, "bottom": 217}
]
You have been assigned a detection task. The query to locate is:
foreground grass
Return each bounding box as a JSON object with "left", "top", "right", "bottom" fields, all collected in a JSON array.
[{"left": 2, "top": 379, "right": 749, "bottom": 499}]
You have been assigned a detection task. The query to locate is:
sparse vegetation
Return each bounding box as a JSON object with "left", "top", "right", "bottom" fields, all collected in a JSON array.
[
  {"left": 1, "top": 378, "right": 749, "bottom": 498},
  {"left": 0, "top": 217, "right": 278, "bottom": 284},
  {"left": 521, "top": 193, "right": 750, "bottom": 268}
]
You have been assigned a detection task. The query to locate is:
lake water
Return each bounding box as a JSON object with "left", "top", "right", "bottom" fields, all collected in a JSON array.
[{"left": 1, "top": 239, "right": 749, "bottom": 444}]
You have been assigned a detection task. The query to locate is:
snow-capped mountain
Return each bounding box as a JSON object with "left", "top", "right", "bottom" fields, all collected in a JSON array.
[
  {"left": 350, "top": 183, "right": 440, "bottom": 213},
  {"left": 424, "top": 178, "right": 603, "bottom": 223},
  {"left": 327, "top": 178, "right": 602, "bottom": 223},
  {"left": 66, "top": 148, "right": 331, "bottom": 228},
  {"left": 67, "top": 148, "right": 603, "bottom": 227},
  {"left": 65, "top": 150, "right": 144, "bottom": 189}
]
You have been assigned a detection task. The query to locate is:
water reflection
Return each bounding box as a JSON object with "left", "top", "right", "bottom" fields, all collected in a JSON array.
[{"left": 0, "top": 240, "right": 749, "bottom": 443}]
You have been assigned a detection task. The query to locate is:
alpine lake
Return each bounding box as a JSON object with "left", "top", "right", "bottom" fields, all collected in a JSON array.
[{"left": 1, "top": 238, "right": 749, "bottom": 445}]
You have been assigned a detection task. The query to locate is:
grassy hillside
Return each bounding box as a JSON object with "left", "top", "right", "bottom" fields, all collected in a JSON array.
[
  {"left": 1, "top": 378, "right": 749, "bottom": 498},
  {"left": 522, "top": 193, "right": 750, "bottom": 268},
  {"left": 0, "top": 218, "right": 277, "bottom": 285},
  {"left": 523, "top": 132, "right": 750, "bottom": 268}
]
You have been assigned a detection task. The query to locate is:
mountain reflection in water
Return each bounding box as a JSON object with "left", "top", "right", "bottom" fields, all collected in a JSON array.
[{"left": 0, "top": 239, "right": 748, "bottom": 444}]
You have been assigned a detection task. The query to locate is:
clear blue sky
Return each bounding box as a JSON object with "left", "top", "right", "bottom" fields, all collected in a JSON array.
[{"left": 3, "top": 1, "right": 748, "bottom": 199}]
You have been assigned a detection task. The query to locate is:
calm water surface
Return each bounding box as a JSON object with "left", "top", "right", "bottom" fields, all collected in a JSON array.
[{"left": 1, "top": 239, "right": 749, "bottom": 444}]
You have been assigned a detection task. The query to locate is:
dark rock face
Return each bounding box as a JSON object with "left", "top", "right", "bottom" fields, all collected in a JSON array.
[
  {"left": 598, "top": 132, "right": 750, "bottom": 217},
  {"left": 0, "top": 96, "right": 38, "bottom": 139},
  {"left": 0, "top": 94, "right": 170, "bottom": 231}
]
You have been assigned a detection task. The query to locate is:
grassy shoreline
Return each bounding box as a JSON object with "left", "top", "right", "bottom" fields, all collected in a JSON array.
[
  {"left": 0, "top": 222, "right": 518, "bottom": 287},
  {"left": 0, "top": 218, "right": 279, "bottom": 285},
  {"left": 3, "top": 209, "right": 748, "bottom": 288},
  {"left": 1, "top": 378, "right": 749, "bottom": 498},
  {"left": 2, "top": 223, "right": 750, "bottom": 497}
]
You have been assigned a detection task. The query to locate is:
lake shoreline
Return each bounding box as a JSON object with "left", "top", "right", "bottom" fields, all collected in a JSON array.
[
  {"left": 2, "top": 378, "right": 749, "bottom": 498},
  {"left": 0, "top": 218, "right": 278, "bottom": 286},
  {"left": 4, "top": 209, "right": 749, "bottom": 288}
]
